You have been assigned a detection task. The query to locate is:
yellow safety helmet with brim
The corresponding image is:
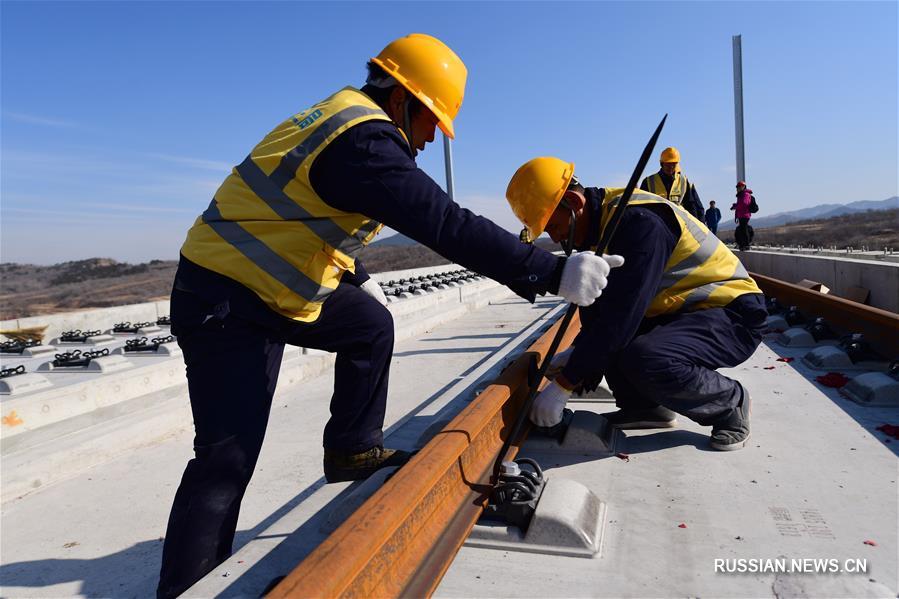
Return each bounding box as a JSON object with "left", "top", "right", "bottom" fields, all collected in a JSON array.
[
  {"left": 371, "top": 33, "right": 467, "bottom": 139},
  {"left": 660, "top": 146, "right": 680, "bottom": 163},
  {"left": 506, "top": 157, "right": 575, "bottom": 241}
]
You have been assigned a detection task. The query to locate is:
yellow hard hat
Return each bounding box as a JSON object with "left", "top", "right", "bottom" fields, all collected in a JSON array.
[
  {"left": 506, "top": 157, "right": 575, "bottom": 241},
  {"left": 371, "top": 33, "right": 467, "bottom": 139},
  {"left": 660, "top": 146, "right": 680, "bottom": 164}
]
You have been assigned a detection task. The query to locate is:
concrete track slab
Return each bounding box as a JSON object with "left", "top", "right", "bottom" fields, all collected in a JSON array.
[{"left": 436, "top": 341, "right": 899, "bottom": 598}]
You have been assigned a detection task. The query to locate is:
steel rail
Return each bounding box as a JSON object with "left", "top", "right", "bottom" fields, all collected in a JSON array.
[
  {"left": 268, "top": 310, "right": 581, "bottom": 599},
  {"left": 751, "top": 272, "right": 899, "bottom": 356}
]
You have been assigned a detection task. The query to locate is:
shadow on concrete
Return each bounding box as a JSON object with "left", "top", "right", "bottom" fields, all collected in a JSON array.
[
  {"left": 622, "top": 429, "right": 716, "bottom": 454},
  {"left": 0, "top": 539, "right": 163, "bottom": 597},
  {"left": 423, "top": 333, "right": 516, "bottom": 342},
  {"left": 393, "top": 346, "right": 497, "bottom": 357}
]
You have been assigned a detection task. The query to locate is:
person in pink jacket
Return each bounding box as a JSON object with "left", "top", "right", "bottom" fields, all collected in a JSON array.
[{"left": 730, "top": 181, "right": 755, "bottom": 250}]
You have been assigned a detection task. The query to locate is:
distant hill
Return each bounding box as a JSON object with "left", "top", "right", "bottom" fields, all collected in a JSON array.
[
  {"left": 0, "top": 259, "right": 177, "bottom": 320},
  {"left": 737, "top": 207, "right": 899, "bottom": 249},
  {"left": 719, "top": 196, "right": 898, "bottom": 231}
]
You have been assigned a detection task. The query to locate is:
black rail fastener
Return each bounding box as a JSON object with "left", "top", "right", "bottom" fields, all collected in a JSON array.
[
  {"left": 0, "top": 365, "right": 26, "bottom": 378},
  {"left": 124, "top": 337, "right": 151, "bottom": 352},
  {"left": 152, "top": 335, "right": 175, "bottom": 345},
  {"left": 60, "top": 330, "right": 102, "bottom": 342},
  {"left": 765, "top": 297, "right": 783, "bottom": 315},
  {"left": 52, "top": 348, "right": 109, "bottom": 368},
  {"left": 481, "top": 458, "right": 546, "bottom": 531},
  {"left": 784, "top": 306, "right": 805, "bottom": 327},
  {"left": 1, "top": 339, "right": 41, "bottom": 354},
  {"left": 840, "top": 333, "right": 881, "bottom": 364},
  {"left": 157, "top": 315, "right": 172, "bottom": 326},
  {"left": 807, "top": 317, "right": 836, "bottom": 341}
]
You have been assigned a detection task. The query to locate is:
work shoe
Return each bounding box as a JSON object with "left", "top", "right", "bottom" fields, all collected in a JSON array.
[
  {"left": 710, "top": 388, "right": 751, "bottom": 451},
  {"left": 602, "top": 406, "right": 678, "bottom": 429},
  {"left": 323, "top": 445, "right": 414, "bottom": 483}
]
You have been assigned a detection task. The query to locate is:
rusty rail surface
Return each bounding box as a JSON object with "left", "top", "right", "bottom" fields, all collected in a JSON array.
[
  {"left": 269, "top": 311, "right": 580, "bottom": 599},
  {"left": 751, "top": 272, "right": 899, "bottom": 356}
]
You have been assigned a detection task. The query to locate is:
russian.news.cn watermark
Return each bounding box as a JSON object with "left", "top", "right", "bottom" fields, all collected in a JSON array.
[{"left": 715, "top": 558, "right": 868, "bottom": 574}]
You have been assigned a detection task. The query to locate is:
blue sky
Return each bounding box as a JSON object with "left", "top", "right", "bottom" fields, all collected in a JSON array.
[{"left": 1, "top": 1, "right": 896, "bottom": 264}]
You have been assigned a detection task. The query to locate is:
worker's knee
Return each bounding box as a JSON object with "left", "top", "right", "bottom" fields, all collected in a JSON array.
[
  {"left": 190, "top": 434, "right": 260, "bottom": 491},
  {"left": 616, "top": 338, "right": 682, "bottom": 388},
  {"left": 361, "top": 302, "right": 394, "bottom": 344}
]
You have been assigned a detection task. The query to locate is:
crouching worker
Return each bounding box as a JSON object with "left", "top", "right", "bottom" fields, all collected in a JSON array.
[
  {"left": 158, "top": 37, "right": 621, "bottom": 598},
  {"left": 505, "top": 157, "right": 767, "bottom": 452}
]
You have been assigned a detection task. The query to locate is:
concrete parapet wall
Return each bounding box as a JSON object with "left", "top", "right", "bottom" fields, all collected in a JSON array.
[
  {"left": 0, "top": 265, "right": 474, "bottom": 343},
  {"left": 740, "top": 251, "right": 899, "bottom": 313}
]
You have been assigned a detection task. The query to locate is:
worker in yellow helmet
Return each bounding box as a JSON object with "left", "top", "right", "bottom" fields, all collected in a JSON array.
[
  {"left": 506, "top": 157, "right": 766, "bottom": 453},
  {"left": 158, "top": 35, "right": 620, "bottom": 598},
  {"left": 640, "top": 146, "right": 706, "bottom": 220}
]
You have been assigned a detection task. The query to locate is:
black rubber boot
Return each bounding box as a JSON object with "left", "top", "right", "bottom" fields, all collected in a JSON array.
[{"left": 323, "top": 446, "right": 414, "bottom": 483}]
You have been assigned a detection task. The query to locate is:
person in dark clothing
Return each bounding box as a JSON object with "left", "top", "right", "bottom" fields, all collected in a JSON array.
[
  {"left": 705, "top": 200, "right": 722, "bottom": 234},
  {"left": 157, "top": 35, "right": 621, "bottom": 599},
  {"left": 640, "top": 146, "right": 705, "bottom": 220},
  {"left": 506, "top": 157, "right": 766, "bottom": 453}
]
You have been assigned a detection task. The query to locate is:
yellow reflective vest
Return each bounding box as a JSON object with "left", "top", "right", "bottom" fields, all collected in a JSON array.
[
  {"left": 596, "top": 189, "right": 761, "bottom": 317},
  {"left": 643, "top": 172, "right": 691, "bottom": 205},
  {"left": 181, "top": 87, "right": 391, "bottom": 322}
]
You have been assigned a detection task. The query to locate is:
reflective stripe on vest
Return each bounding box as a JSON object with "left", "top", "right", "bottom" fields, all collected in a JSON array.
[
  {"left": 596, "top": 189, "right": 760, "bottom": 317},
  {"left": 645, "top": 172, "right": 689, "bottom": 204},
  {"left": 201, "top": 200, "right": 333, "bottom": 303},
  {"left": 181, "top": 87, "right": 391, "bottom": 322}
]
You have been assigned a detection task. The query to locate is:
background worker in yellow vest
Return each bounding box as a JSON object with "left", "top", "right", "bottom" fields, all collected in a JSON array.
[
  {"left": 506, "top": 157, "right": 766, "bottom": 453},
  {"left": 640, "top": 146, "right": 706, "bottom": 220},
  {"left": 157, "top": 35, "right": 620, "bottom": 598}
]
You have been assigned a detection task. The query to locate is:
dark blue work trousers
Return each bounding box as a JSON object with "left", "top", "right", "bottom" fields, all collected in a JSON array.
[
  {"left": 157, "top": 282, "right": 393, "bottom": 598},
  {"left": 604, "top": 304, "right": 764, "bottom": 425}
]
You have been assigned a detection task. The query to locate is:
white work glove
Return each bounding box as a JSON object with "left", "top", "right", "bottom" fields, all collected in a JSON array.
[
  {"left": 558, "top": 253, "right": 625, "bottom": 306},
  {"left": 360, "top": 279, "right": 388, "bottom": 306},
  {"left": 529, "top": 381, "right": 572, "bottom": 428},
  {"left": 545, "top": 347, "right": 574, "bottom": 379}
]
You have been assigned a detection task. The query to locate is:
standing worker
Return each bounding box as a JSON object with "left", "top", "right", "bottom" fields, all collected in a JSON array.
[
  {"left": 506, "top": 157, "right": 765, "bottom": 451},
  {"left": 731, "top": 180, "right": 756, "bottom": 250},
  {"left": 157, "top": 35, "right": 620, "bottom": 598},
  {"left": 640, "top": 146, "right": 705, "bottom": 220},
  {"left": 705, "top": 200, "right": 722, "bottom": 234}
]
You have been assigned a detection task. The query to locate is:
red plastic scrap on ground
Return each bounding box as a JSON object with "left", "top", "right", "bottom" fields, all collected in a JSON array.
[
  {"left": 615, "top": 452, "right": 630, "bottom": 462},
  {"left": 876, "top": 424, "right": 899, "bottom": 440},
  {"left": 776, "top": 357, "right": 795, "bottom": 363},
  {"left": 763, "top": 366, "right": 776, "bottom": 370},
  {"left": 864, "top": 540, "right": 877, "bottom": 546},
  {"left": 815, "top": 372, "right": 850, "bottom": 388},
  {"left": 678, "top": 523, "right": 687, "bottom": 529}
]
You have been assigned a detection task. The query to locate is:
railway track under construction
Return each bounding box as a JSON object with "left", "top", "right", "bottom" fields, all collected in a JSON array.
[
  {"left": 2, "top": 262, "right": 897, "bottom": 598},
  {"left": 268, "top": 271, "right": 899, "bottom": 598}
]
